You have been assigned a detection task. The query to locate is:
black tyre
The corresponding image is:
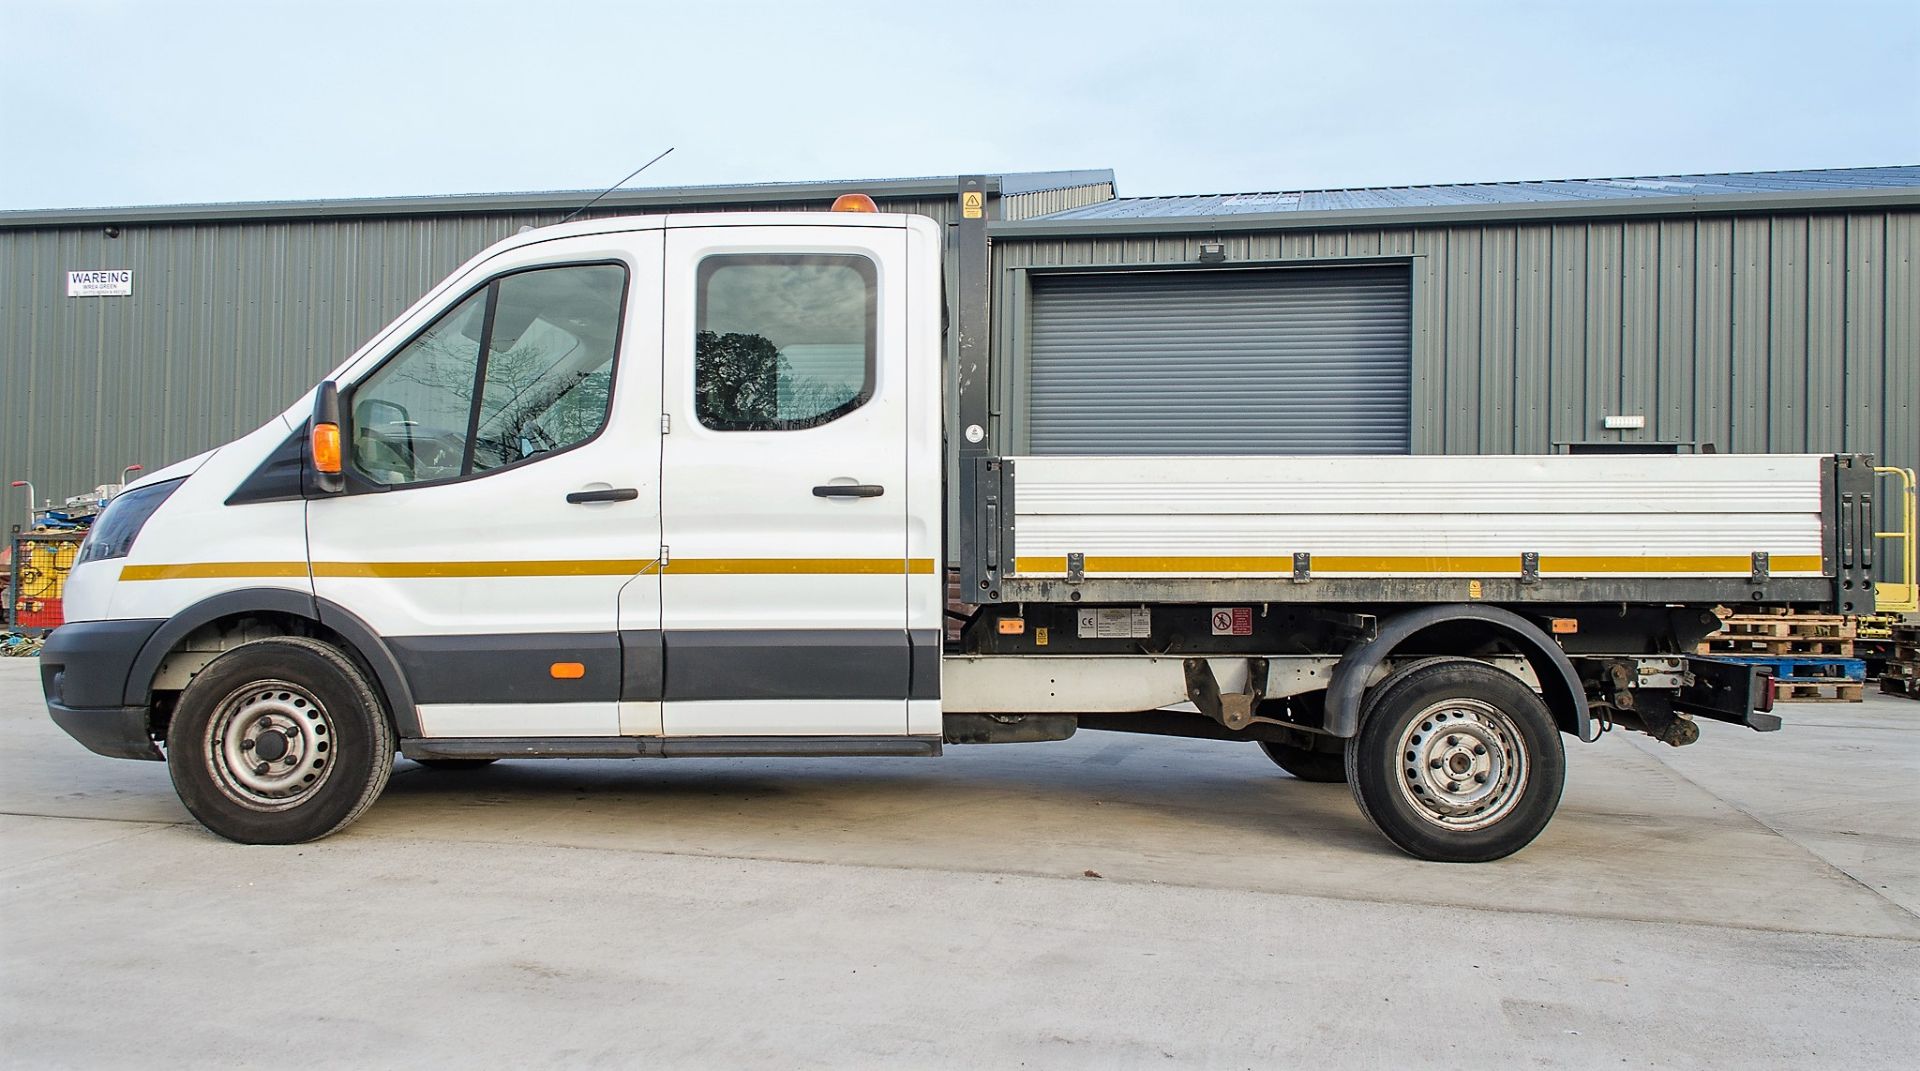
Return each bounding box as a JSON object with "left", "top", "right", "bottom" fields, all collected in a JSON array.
[
  {"left": 1345, "top": 659, "right": 1565, "bottom": 862},
  {"left": 411, "top": 758, "right": 498, "bottom": 771},
  {"left": 1257, "top": 740, "right": 1348, "bottom": 783},
  {"left": 165, "top": 636, "right": 395, "bottom": 844}
]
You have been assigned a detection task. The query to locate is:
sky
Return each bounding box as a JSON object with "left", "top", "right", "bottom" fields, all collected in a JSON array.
[{"left": 2, "top": 0, "right": 1916, "bottom": 211}]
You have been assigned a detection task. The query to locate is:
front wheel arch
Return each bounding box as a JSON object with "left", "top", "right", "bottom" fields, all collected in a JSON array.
[{"left": 126, "top": 589, "right": 420, "bottom": 739}]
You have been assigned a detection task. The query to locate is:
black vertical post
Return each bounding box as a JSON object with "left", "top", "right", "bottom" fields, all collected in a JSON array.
[{"left": 953, "top": 175, "right": 991, "bottom": 586}]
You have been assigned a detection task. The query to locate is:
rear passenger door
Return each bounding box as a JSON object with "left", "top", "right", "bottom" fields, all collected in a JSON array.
[{"left": 658, "top": 222, "right": 913, "bottom": 737}]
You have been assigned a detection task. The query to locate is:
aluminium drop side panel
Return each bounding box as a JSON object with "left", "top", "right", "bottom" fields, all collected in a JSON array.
[
  {"left": 1022, "top": 265, "right": 1412, "bottom": 456},
  {"left": 1002, "top": 453, "right": 1829, "bottom": 580}
]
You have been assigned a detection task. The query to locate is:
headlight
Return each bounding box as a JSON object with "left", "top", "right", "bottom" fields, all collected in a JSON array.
[{"left": 75, "top": 479, "right": 183, "bottom": 565}]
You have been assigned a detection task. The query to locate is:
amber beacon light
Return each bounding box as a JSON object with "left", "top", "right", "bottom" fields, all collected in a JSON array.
[{"left": 831, "top": 193, "right": 879, "bottom": 213}]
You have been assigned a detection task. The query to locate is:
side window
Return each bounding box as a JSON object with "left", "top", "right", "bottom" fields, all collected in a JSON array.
[
  {"left": 695, "top": 254, "right": 876, "bottom": 431},
  {"left": 351, "top": 263, "right": 627, "bottom": 486},
  {"left": 351, "top": 291, "right": 486, "bottom": 484}
]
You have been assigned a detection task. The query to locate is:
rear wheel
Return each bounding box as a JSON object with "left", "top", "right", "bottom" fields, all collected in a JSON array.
[
  {"left": 1346, "top": 659, "right": 1564, "bottom": 862},
  {"left": 165, "top": 637, "right": 394, "bottom": 844}
]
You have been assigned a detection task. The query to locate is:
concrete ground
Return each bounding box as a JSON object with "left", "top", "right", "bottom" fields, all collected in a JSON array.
[{"left": 1, "top": 657, "right": 1915, "bottom": 1069}]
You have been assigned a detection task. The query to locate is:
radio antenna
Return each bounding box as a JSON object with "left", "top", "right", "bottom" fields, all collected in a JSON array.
[{"left": 560, "top": 147, "right": 676, "bottom": 223}]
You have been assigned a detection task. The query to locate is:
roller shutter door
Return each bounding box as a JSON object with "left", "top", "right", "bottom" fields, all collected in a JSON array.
[{"left": 1025, "top": 266, "right": 1411, "bottom": 454}]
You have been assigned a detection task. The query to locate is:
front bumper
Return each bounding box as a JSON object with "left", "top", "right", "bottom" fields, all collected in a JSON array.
[
  {"left": 39, "top": 618, "right": 166, "bottom": 761},
  {"left": 47, "top": 703, "right": 163, "bottom": 760}
]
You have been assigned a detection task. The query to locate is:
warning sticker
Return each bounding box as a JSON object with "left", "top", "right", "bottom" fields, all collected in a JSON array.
[
  {"left": 961, "top": 190, "right": 985, "bottom": 219},
  {"left": 1077, "top": 607, "right": 1150, "bottom": 639},
  {"left": 1210, "top": 607, "right": 1253, "bottom": 636}
]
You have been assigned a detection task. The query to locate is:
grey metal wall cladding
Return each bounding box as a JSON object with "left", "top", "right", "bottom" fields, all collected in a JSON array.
[{"left": 1026, "top": 267, "right": 1412, "bottom": 455}]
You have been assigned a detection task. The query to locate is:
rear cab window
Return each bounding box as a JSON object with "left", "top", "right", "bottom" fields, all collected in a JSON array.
[{"left": 694, "top": 254, "right": 876, "bottom": 431}]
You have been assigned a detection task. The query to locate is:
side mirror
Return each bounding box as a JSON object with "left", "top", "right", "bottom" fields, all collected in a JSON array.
[{"left": 311, "top": 381, "right": 346, "bottom": 495}]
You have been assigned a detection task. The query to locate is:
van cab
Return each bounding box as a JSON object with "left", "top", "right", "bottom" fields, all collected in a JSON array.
[{"left": 43, "top": 211, "right": 948, "bottom": 843}]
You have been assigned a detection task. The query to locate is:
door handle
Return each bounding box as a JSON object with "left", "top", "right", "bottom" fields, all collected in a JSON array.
[
  {"left": 812, "top": 484, "right": 885, "bottom": 499},
  {"left": 566, "top": 488, "right": 640, "bottom": 504}
]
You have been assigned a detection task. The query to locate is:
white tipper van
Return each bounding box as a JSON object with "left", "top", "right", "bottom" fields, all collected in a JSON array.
[{"left": 39, "top": 195, "right": 1911, "bottom": 861}]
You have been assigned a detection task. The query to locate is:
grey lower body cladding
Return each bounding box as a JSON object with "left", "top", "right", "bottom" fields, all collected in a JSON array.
[
  {"left": 41, "top": 620, "right": 944, "bottom": 761},
  {"left": 386, "top": 628, "right": 942, "bottom": 704}
]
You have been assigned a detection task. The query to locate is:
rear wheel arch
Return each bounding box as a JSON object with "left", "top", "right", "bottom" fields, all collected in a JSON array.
[{"left": 1325, "top": 605, "right": 1592, "bottom": 742}]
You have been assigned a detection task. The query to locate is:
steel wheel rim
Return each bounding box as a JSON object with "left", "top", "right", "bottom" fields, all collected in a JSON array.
[
  {"left": 204, "top": 679, "right": 336, "bottom": 810},
  {"left": 1393, "top": 697, "right": 1529, "bottom": 832}
]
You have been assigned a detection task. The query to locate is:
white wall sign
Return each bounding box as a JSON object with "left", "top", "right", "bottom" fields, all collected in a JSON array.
[{"left": 67, "top": 269, "right": 133, "bottom": 297}]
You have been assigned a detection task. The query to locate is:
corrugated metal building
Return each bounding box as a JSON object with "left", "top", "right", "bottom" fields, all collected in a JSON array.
[
  {"left": 0, "top": 170, "right": 1114, "bottom": 505},
  {"left": 3, "top": 164, "right": 1916, "bottom": 558}
]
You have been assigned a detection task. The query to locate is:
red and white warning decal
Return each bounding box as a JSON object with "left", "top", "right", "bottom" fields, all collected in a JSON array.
[{"left": 1210, "top": 607, "right": 1253, "bottom": 636}]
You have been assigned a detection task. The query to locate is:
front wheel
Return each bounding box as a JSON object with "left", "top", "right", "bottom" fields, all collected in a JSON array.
[
  {"left": 165, "top": 637, "right": 395, "bottom": 844},
  {"left": 1346, "top": 659, "right": 1565, "bottom": 862}
]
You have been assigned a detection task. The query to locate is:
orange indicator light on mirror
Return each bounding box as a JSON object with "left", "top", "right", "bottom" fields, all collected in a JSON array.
[{"left": 310, "top": 422, "right": 342, "bottom": 474}]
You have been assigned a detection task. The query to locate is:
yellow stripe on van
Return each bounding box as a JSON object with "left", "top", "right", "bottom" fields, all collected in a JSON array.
[
  {"left": 311, "top": 559, "right": 660, "bottom": 579},
  {"left": 665, "top": 558, "right": 938, "bottom": 575},
  {"left": 1012, "top": 554, "right": 1826, "bottom": 576},
  {"left": 119, "top": 558, "right": 939, "bottom": 581},
  {"left": 119, "top": 562, "right": 311, "bottom": 581}
]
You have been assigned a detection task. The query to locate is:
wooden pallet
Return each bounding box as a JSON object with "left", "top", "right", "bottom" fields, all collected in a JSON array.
[
  {"left": 1716, "top": 614, "right": 1855, "bottom": 638},
  {"left": 1881, "top": 674, "right": 1920, "bottom": 700},
  {"left": 1890, "top": 620, "right": 1920, "bottom": 655},
  {"left": 1698, "top": 636, "right": 1855, "bottom": 656},
  {"left": 1778, "top": 681, "right": 1864, "bottom": 702},
  {"left": 1702, "top": 617, "right": 1852, "bottom": 654},
  {"left": 1699, "top": 612, "right": 1859, "bottom": 658}
]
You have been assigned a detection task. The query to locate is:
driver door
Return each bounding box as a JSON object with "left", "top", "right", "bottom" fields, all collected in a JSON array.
[{"left": 307, "top": 231, "right": 664, "bottom": 739}]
